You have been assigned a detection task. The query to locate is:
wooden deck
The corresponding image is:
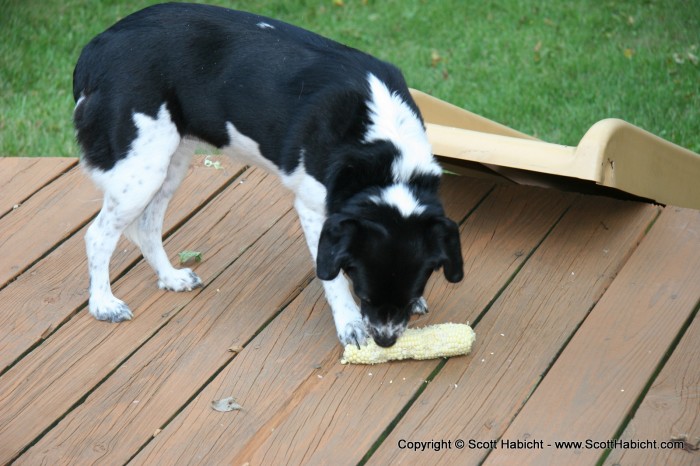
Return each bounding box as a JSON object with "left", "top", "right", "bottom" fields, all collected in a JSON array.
[{"left": 0, "top": 156, "right": 698, "bottom": 465}]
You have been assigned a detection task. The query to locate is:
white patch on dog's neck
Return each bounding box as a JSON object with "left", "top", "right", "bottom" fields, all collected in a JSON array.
[
  {"left": 363, "top": 73, "right": 441, "bottom": 183},
  {"left": 370, "top": 183, "right": 426, "bottom": 218},
  {"left": 281, "top": 151, "right": 327, "bottom": 216}
]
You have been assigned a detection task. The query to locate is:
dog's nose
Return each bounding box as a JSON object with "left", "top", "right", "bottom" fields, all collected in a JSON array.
[{"left": 373, "top": 333, "right": 398, "bottom": 348}]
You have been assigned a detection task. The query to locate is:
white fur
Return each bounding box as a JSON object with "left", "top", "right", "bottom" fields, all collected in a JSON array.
[
  {"left": 363, "top": 315, "right": 406, "bottom": 342},
  {"left": 281, "top": 153, "right": 325, "bottom": 214},
  {"left": 412, "top": 296, "right": 428, "bottom": 315},
  {"left": 283, "top": 155, "right": 367, "bottom": 345},
  {"left": 363, "top": 297, "right": 428, "bottom": 344},
  {"left": 222, "top": 122, "right": 281, "bottom": 175},
  {"left": 125, "top": 139, "right": 199, "bottom": 292},
  {"left": 77, "top": 10, "right": 443, "bottom": 347},
  {"left": 85, "top": 105, "right": 197, "bottom": 322},
  {"left": 84, "top": 91, "right": 432, "bottom": 345},
  {"left": 75, "top": 93, "right": 86, "bottom": 110},
  {"left": 369, "top": 183, "right": 426, "bottom": 218},
  {"left": 86, "top": 112, "right": 282, "bottom": 322},
  {"left": 364, "top": 73, "right": 442, "bottom": 182}
]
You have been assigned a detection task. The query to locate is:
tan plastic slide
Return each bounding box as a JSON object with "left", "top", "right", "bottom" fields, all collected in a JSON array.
[{"left": 410, "top": 89, "right": 700, "bottom": 209}]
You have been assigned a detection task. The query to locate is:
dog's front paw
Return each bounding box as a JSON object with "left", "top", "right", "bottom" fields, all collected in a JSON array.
[
  {"left": 158, "top": 268, "right": 203, "bottom": 292},
  {"left": 89, "top": 295, "right": 133, "bottom": 323},
  {"left": 411, "top": 297, "right": 429, "bottom": 316},
  {"left": 337, "top": 320, "right": 369, "bottom": 348}
]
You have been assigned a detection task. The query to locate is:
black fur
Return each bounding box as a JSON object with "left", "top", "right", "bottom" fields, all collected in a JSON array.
[
  {"left": 317, "top": 200, "right": 463, "bottom": 346},
  {"left": 73, "top": 2, "right": 415, "bottom": 175},
  {"left": 73, "top": 2, "right": 463, "bottom": 347}
]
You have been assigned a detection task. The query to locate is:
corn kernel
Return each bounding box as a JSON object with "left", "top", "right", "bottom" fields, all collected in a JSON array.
[{"left": 340, "top": 323, "right": 475, "bottom": 365}]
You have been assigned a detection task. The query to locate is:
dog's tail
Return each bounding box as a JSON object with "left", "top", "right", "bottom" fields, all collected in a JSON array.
[
  {"left": 72, "top": 40, "right": 94, "bottom": 103},
  {"left": 72, "top": 49, "right": 113, "bottom": 168}
]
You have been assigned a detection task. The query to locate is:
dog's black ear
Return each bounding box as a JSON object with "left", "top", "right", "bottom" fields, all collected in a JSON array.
[
  {"left": 316, "top": 214, "right": 358, "bottom": 281},
  {"left": 433, "top": 217, "right": 464, "bottom": 283}
]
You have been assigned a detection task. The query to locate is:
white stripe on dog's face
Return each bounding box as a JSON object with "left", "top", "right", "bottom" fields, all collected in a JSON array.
[
  {"left": 369, "top": 183, "right": 426, "bottom": 218},
  {"left": 363, "top": 73, "right": 442, "bottom": 183}
]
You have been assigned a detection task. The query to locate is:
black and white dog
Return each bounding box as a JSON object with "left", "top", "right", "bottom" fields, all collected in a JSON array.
[{"left": 74, "top": 3, "right": 463, "bottom": 348}]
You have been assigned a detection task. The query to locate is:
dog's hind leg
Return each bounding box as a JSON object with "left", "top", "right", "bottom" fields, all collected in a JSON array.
[
  {"left": 85, "top": 105, "right": 181, "bottom": 322},
  {"left": 124, "top": 138, "right": 202, "bottom": 292}
]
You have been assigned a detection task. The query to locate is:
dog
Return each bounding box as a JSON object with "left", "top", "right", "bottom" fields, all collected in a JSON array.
[{"left": 73, "top": 2, "right": 463, "bottom": 348}]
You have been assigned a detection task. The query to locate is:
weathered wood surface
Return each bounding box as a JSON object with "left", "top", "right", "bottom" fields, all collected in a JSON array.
[
  {"left": 488, "top": 207, "right": 700, "bottom": 465},
  {"left": 0, "top": 157, "right": 75, "bottom": 217},
  {"left": 605, "top": 300, "right": 700, "bottom": 466},
  {"left": 0, "top": 157, "right": 697, "bottom": 465},
  {"left": 371, "top": 197, "right": 660, "bottom": 466},
  {"left": 0, "top": 156, "right": 243, "bottom": 373}
]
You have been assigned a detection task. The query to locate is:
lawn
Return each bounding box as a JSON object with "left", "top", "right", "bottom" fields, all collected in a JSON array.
[{"left": 1, "top": 0, "right": 698, "bottom": 157}]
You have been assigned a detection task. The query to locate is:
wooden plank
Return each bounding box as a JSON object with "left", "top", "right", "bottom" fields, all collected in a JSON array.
[
  {"left": 19, "top": 210, "right": 315, "bottom": 464},
  {"left": 131, "top": 281, "right": 336, "bottom": 465},
  {"left": 131, "top": 184, "right": 574, "bottom": 464},
  {"left": 0, "top": 157, "right": 77, "bottom": 217},
  {"left": 0, "top": 166, "right": 101, "bottom": 287},
  {"left": 438, "top": 174, "right": 494, "bottom": 222},
  {"left": 0, "top": 156, "right": 242, "bottom": 373},
  {"left": 0, "top": 155, "right": 238, "bottom": 287},
  {"left": 26, "top": 178, "right": 490, "bottom": 464},
  {"left": 487, "top": 207, "right": 700, "bottom": 465},
  {"left": 369, "top": 197, "right": 659, "bottom": 465},
  {"left": 604, "top": 310, "right": 700, "bottom": 466},
  {"left": 0, "top": 169, "right": 293, "bottom": 462}
]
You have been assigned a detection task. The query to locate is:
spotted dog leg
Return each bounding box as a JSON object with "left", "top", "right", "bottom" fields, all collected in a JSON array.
[
  {"left": 124, "top": 138, "right": 202, "bottom": 293},
  {"left": 85, "top": 105, "right": 181, "bottom": 322}
]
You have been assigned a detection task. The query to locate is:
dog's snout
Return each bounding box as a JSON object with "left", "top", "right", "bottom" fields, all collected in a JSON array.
[
  {"left": 373, "top": 333, "right": 398, "bottom": 348},
  {"left": 367, "top": 320, "right": 405, "bottom": 347},
  {"left": 361, "top": 304, "right": 410, "bottom": 348}
]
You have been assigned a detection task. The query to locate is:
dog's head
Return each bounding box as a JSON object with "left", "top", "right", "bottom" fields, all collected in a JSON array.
[{"left": 316, "top": 203, "right": 463, "bottom": 347}]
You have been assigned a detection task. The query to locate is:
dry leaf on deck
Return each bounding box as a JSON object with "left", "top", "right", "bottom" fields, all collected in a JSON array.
[{"left": 211, "top": 396, "right": 243, "bottom": 412}]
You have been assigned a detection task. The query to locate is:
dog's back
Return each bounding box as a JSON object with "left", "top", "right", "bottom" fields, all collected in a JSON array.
[{"left": 73, "top": 2, "right": 415, "bottom": 172}]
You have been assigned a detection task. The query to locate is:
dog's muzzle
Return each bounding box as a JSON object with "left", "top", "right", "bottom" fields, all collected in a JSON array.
[{"left": 364, "top": 316, "right": 408, "bottom": 347}]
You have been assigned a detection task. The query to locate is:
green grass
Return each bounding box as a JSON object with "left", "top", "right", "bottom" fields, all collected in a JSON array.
[{"left": 2, "top": 0, "right": 698, "bottom": 157}]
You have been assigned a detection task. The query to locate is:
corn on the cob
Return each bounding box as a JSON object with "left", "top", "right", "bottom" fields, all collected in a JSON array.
[{"left": 340, "top": 323, "right": 475, "bottom": 365}]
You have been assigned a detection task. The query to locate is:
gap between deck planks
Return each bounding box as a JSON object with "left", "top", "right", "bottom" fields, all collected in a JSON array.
[
  {"left": 0, "top": 156, "right": 243, "bottom": 374},
  {"left": 0, "top": 157, "right": 76, "bottom": 218},
  {"left": 486, "top": 207, "right": 700, "bottom": 466},
  {"left": 13, "top": 172, "right": 494, "bottom": 464},
  {"left": 604, "top": 300, "right": 700, "bottom": 466},
  {"left": 0, "top": 166, "right": 102, "bottom": 289},
  {"left": 0, "top": 160, "right": 270, "bottom": 461},
  {"left": 20, "top": 209, "right": 314, "bottom": 465},
  {"left": 3, "top": 154, "right": 692, "bottom": 465},
  {"left": 368, "top": 195, "right": 659, "bottom": 465},
  {"left": 130, "top": 183, "right": 577, "bottom": 464}
]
